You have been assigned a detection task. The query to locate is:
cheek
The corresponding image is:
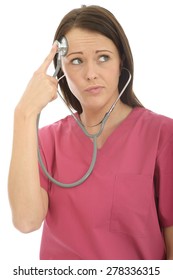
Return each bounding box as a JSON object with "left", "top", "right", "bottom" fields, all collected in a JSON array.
[
  {"left": 106, "top": 67, "right": 120, "bottom": 87},
  {"left": 62, "top": 64, "right": 79, "bottom": 89},
  {"left": 62, "top": 62, "right": 84, "bottom": 101},
  {"left": 65, "top": 73, "right": 77, "bottom": 89},
  {"left": 65, "top": 74, "right": 81, "bottom": 99}
]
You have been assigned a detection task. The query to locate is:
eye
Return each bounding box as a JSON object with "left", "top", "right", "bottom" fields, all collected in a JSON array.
[
  {"left": 99, "top": 55, "right": 109, "bottom": 62},
  {"left": 71, "top": 58, "right": 82, "bottom": 65}
]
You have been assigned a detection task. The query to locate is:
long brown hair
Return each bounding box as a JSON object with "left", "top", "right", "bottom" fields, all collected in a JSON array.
[{"left": 53, "top": 5, "right": 143, "bottom": 114}]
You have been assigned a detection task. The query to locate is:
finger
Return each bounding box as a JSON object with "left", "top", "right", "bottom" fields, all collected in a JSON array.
[
  {"left": 49, "top": 75, "right": 58, "bottom": 86},
  {"left": 37, "top": 42, "right": 58, "bottom": 73}
]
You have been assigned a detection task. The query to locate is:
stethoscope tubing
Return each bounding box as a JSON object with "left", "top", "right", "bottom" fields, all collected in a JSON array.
[{"left": 37, "top": 62, "right": 131, "bottom": 187}]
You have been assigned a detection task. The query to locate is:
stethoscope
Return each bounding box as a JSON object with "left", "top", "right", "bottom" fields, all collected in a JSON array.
[{"left": 37, "top": 37, "right": 132, "bottom": 188}]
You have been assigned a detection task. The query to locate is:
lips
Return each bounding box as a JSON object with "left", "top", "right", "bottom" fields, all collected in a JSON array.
[{"left": 84, "top": 85, "right": 104, "bottom": 94}]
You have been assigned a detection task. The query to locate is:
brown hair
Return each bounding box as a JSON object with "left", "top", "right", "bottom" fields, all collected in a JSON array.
[{"left": 53, "top": 5, "right": 143, "bottom": 114}]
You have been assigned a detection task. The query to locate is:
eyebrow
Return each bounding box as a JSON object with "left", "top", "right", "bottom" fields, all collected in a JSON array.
[
  {"left": 66, "top": 51, "right": 83, "bottom": 58},
  {"left": 66, "top": 49, "right": 113, "bottom": 57}
]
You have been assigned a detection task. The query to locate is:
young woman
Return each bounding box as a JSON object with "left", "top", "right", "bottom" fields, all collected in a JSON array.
[{"left": 8, "top": 5, "right": 173, "bottom": 259}]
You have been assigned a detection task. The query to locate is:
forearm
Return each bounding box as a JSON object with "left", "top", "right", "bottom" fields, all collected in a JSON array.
[
  {"left": 163, "top": 226, "right": 173, "bottom": 260},
  {"left": 8, "top": 106, "right": 47, "bottom": 233},
  {"left": 8, "top": 43, "right": 58, "bottom": 232}
]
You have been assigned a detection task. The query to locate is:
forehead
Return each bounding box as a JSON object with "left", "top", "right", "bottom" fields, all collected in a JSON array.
[{"left": 65, "top": 27, "right": 116, "bottom": 50}]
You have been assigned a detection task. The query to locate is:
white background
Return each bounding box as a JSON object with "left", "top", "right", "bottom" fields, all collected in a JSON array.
[{"left": 0, "top": 0, "right": 173, "bottom": 277}]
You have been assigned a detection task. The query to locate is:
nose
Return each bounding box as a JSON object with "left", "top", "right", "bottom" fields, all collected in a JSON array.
[{"left": 85, "top": 61, "right": 97, "bottom": 81}]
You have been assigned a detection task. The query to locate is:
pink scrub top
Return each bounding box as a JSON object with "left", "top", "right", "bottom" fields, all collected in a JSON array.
[{"left": 38, "top": 107, "right": 173, "bottom": 259}]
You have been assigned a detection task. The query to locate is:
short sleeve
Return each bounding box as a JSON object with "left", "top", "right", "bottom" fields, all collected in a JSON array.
[{"left": 155, "top": 131, "right": 173, "bottom": 228}]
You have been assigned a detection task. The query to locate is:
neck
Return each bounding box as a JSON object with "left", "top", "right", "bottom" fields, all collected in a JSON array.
[
  {"left": 80, "top": 100, "right": 127, "bottom": 133},
  {"left": 80, "top": 100, "right": 123, "bottom": 124}
]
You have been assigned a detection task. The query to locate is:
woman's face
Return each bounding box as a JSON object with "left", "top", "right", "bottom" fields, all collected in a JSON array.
[{"left": 62, "top": 27, "right": 121, "bottom": 113}]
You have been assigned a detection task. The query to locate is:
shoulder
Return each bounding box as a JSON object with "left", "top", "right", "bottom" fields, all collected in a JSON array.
[
  {"left": 137, "top": 107, "right": 173, "bottom": 135},
  {"left": 38, "top": 114, "right": 76, "bottom": 144},
  {"left": 39, "top": 114, "right": 75, "bottom": 134},
  {"left": 138, "top": 107, "right": 173, "bottom": 123},
  {"left": 138, "top": 108, "right": 173, "bottom": 155},
  {"left": 131, "top": 108, "right": 173, "bottom": 153}
]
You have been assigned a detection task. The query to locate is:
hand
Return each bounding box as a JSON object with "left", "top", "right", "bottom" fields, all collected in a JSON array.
[{"left": 17, "top": 43, "right": 59, "bottom": 117}]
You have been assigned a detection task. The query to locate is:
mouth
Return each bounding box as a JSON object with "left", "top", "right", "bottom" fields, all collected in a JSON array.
[{"left": 84, "top": 85, "right": 104, "bottom": 94}]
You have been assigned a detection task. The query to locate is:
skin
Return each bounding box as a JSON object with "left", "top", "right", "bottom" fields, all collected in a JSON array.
[
  {"left": 62, "top": 28, "right": 132, "bottom": 147},
  {"left": 62, "top": 28, "right": 122, "bottom": 117},
  {"left": 8, "top": 27, "right": 173, "bottom": 259},
  {"left": 8, "top": 44, "right": 58, "bottom": 233}
]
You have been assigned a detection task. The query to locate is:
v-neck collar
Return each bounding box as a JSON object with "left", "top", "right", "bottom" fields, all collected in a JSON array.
[
  {"left": 72, "top": 107, "right": 145, "bottom": 152},
  {"left": 98, "top": 107, "right": 144, "bottom": 151}
]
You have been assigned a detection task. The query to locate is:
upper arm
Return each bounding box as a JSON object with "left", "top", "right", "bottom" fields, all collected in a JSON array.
[
  {"left": 41, "top": 187, "right": 49, "bottom": 218},
  {"left": 163, "top": 226, "right": 173, "bottom": 260}
]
